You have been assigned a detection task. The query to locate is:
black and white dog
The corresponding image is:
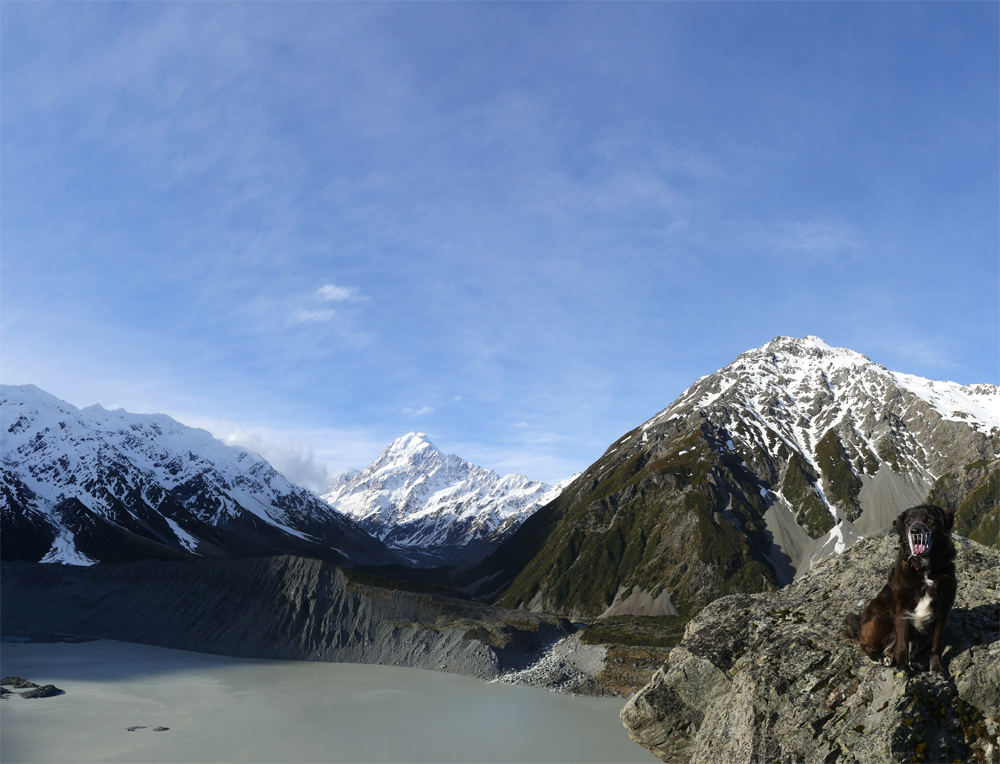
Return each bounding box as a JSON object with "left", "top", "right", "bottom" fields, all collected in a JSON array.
[{"left": 843, "top": 505, "right": 957, "bottom": 677}]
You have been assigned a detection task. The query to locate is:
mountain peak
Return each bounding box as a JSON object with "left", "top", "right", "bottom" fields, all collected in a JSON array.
[
  {"left": 753, "top": 335, "right": 870, "bottom": 365},
  {"left": 322, "top": 433, "right": 565, "bottom": 565},
  {"left": 2, "top": 383, "right": 80, "bottom": 413},
  {"left": 387, "top": 431, "right": 437, "bottom": 456},
  {"left": 324, "top": 468, "right": 360, "bottom": 494},
  {"left": 477, "top": 338, "right": 998, "bottom": 618}
]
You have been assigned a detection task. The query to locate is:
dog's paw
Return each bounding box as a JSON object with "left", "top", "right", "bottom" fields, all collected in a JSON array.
[
  {"left": 882, "top": 655, "right": 893, "bottom": 666},
  {"left": 929, "top": 656, "right": 949, "bottom": 679},
  {"left": 907, "top": 659, "right": 925, "bottom": 672}
]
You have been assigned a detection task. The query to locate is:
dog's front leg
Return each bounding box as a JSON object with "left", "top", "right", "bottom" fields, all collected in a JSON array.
[
  {"left": 891, "top": 609, "right": 909, "bottom": 667},
  {"left": 929, "top": 616, "right": 949, "bottom": 678},
  {"left": 907, "top": 638, "right": 924, "bottom": 672}
]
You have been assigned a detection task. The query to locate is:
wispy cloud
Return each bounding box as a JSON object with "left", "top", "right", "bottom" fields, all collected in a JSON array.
[
  {"left": 214, "top": 425, "right": 331, "bottom": 491},
  {"left": 287, "top": 284, "right": 368, "bottom": 325},
  {"left": 292, "top": 308, "right": 337, "bottom": 323},
  {"left": 861, "top": 333, "right": 959, "bottom": 374},
  {"left": 892, "top": 340, "right": 957, "bottom": 371},
  {"left": 768, "top": 219, "right": 862, "bottom": 256},
  {"left": 182, "top": 415, "right": 391, "bottom": 492},
  {"left": 404, "top": 405, "right": 433, "bottom": 416},
  {"left": 448, "top": 441, "right": 582, "bottom": 485},
  {"left": 318, "top": 284, "right": 368, "bottom": 302}
]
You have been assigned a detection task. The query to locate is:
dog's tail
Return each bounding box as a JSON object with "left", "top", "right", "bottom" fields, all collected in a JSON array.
[{"left": 841, "top": 611, "right": 861, "bottom": 640}]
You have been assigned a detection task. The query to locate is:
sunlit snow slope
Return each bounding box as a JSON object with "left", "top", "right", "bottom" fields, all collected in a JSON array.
[
  {"left": 631, "top": 335, "right": 999, "bottom": 571},
  {"left": 1, "top": 385, "right": 399, "bottom": 566},
  {"left": 322, "top": 432, "right": 573, "bottom": 566}
]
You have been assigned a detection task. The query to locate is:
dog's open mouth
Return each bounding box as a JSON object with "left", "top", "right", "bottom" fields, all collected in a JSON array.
[{"left": 908, "top": 521, "right": 933, "bottom": 556}]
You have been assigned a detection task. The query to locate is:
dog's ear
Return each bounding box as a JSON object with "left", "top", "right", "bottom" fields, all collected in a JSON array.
[
  {"left": 893, "top": 511, "right": 907, "bottom": 535},
  {"left": 942, "top": 506, "right": 956, "bottom": 533}
]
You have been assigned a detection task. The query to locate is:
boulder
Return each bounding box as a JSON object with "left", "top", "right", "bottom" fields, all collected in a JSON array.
[
  {"left": 0, "top": 676, "right": 38, "bottom": 689},
  {"left": 621, "top": 534, "right": 1000, "bottom": 763},
  {"left": 20, "top": 684, "right": 63, "bottom": 699}
]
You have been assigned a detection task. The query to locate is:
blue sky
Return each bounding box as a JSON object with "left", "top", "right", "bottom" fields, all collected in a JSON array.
[{"left": 3, "top": 3, "right": 998, "bottom": 488}]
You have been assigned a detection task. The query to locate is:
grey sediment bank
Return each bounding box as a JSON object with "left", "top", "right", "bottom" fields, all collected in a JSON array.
[{"left": 1, "top": 555, "right": 573, "bottom": 681}]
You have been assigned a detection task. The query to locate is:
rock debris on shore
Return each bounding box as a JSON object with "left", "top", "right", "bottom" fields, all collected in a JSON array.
[
  {"left": 1, "top": 676, "right": 64, "bottom": 699},
  {"left": 495, "top": 633, "right": 608, "bottom": 695}
]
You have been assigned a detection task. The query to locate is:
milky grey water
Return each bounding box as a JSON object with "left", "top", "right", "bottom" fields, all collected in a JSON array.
[{"left": 0, "top": 640, "right": 657, "bottom": 763}]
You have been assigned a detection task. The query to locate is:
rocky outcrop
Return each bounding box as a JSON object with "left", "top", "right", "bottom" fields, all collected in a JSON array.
[
  {"left": 0, "top": 677, "right": 63, "bottom": 699},
  {"left": 621, "top": 534, "right": 1000, "bottom": 763},
  {"left": 1, "top": 677, "right": 39, "bottom": 689},
  {"left": 1, "top": 556, "right": 572, "bottom": 682},
  {"left": 20, "top": 684, "right": 63, "bottom": 698}
]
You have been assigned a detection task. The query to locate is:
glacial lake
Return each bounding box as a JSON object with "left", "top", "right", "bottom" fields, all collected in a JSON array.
[{"left": 0, "top": 639, "right": 657, "bottom": 763}]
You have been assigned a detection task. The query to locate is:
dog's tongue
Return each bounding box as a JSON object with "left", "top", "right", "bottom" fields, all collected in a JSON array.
[{"left": 908, "top": 521, "right": 933, "bottom": 557}]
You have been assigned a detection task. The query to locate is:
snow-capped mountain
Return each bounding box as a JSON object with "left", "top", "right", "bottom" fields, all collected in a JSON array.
[
  {"left": 468, "top": 336, "right": 998, "bottom": 617},
  {"left": 0, "top": 385, "right": 399, "bottom": 567},
  {"left": 647, "top": 335, "right": 999, "bottom": 537},
  {"left": 322, "top": 432, "right": 573, "bottom": 566}
]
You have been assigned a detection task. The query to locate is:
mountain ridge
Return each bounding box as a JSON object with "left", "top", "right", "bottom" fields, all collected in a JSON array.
[
  {"left": 462, "top": 336, "right": 998, "bottom": 618},
  {"left": 322, "top": 431, "right": 573, "bottom": 566},
  {"left": 0, "top": 384, "right": 399, "bottom": 567}
]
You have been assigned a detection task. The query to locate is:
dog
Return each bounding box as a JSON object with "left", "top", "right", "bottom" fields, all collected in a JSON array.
[{"left": 842, "top": 504, "right": 957, "bottom": 677}]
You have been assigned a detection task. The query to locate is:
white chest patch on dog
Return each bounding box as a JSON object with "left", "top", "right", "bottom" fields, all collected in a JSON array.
[{"left": 906, "top": 592, "right": 935, "bottom": 633}]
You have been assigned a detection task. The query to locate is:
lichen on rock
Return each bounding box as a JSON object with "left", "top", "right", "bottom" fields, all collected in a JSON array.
[{"left": 621, "top": 534, "right": 1000, "bottom": 763}]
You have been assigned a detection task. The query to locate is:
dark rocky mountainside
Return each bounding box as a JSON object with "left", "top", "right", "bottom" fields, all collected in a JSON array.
[
  {"left": 927, "top": 459, "right": 999, "bottom": 548},
  {"left": 620, "top": 534, "right": 1000, "bottom": 764},
  {"left": 462, "top": 337, "right": 998, "bottom": 618},
  {"left": 0, "top": 556, "right": 572, "bottom": 681}
]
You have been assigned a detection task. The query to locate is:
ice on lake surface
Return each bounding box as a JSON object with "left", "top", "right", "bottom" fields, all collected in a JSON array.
[{"left": 0, "top": 639, "right": 657, "bottom": 763}]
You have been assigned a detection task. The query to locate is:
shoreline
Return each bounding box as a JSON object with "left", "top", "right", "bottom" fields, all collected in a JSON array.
[{"left": 0, "top": 638, "right": 657, "bottom": 764}]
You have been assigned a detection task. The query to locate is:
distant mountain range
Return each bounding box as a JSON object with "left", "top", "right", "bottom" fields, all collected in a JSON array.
[
  {"left": 4, "top": 336, "right": 997, "bottom": 626},
  {"left": 0, "top": 385, "right": 400, "bottom": 567},
  {"left": 0, "top": 386, "right": 569, "bottom": 570},
  {"left": 321, "top": 432, "right": 574, "bottom": 566},
  {"left": 462, "top": 336, "right": 999, "bottom": 617}
]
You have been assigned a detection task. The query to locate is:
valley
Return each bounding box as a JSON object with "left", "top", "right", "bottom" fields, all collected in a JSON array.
[{"left": 2, "top": 336, "right": 998, "bottom": 762}]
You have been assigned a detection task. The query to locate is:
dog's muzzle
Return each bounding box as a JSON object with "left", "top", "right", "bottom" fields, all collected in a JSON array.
[{"left": 908, "top": 521, "right": 933, "bottom": 557}]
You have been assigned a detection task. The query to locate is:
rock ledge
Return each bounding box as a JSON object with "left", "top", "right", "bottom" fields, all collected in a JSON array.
[{"left": 621, "top": 535, "right": 1000, "bottom": 764}]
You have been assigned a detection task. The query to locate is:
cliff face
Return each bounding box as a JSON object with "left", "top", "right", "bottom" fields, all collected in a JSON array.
[
  {"left": 621, "top": 534, "right": 1000, "bottom": 764},
  {"left": 0, "top": 556, "right": 572, "bottom": 681},
  {"left": 927, "top": 460, "right": 1000, "bottom": 548}
]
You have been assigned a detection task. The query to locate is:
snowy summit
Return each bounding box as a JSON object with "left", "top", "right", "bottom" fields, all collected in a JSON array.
[{"left": 322, "top": 432, "right": 572, "bottom": 566}]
